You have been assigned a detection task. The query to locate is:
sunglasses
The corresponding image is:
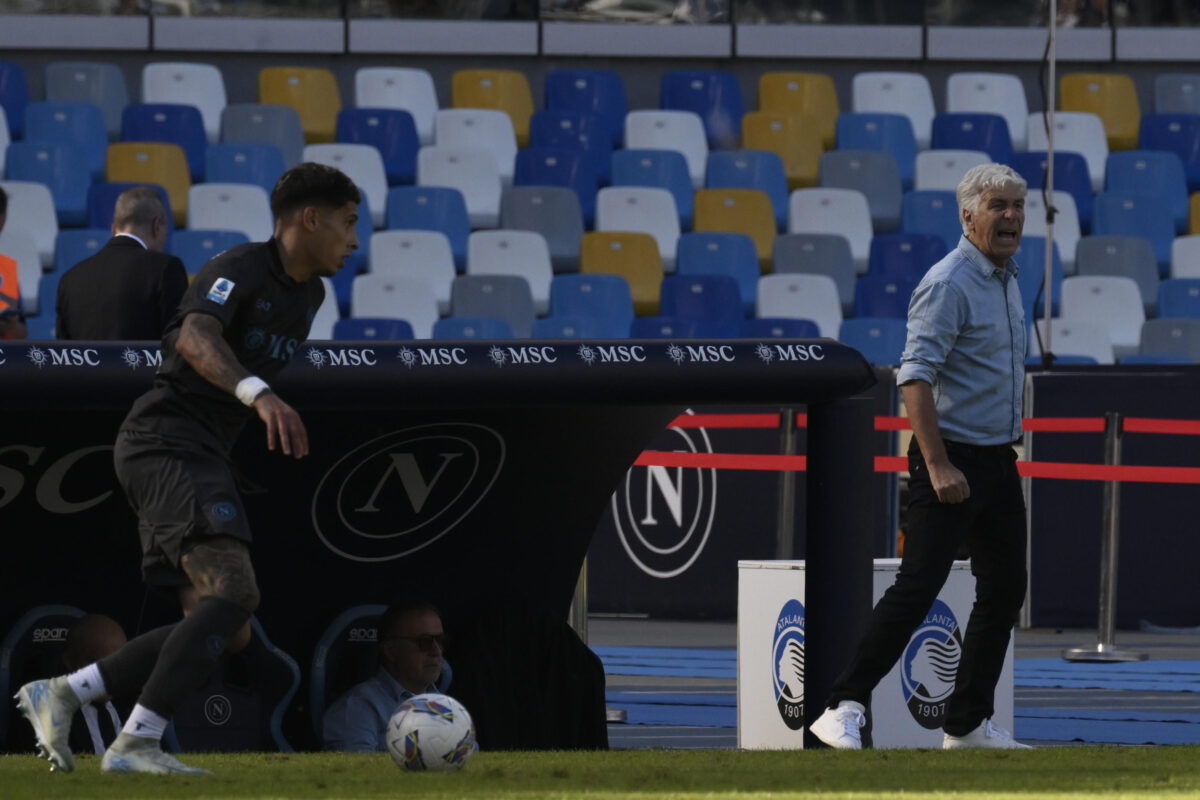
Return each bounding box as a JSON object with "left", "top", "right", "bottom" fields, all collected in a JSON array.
[{"left": 384, "top": 633, "right": 447, "bottom": 653}]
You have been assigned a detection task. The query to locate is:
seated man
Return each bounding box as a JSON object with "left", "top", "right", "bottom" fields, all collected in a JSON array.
[{"left": 322, "top": 599, "right": 449, "bottom": 752}]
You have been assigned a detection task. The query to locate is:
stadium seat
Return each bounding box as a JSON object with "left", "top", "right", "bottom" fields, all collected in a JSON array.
[
  {"left": 205, "top": 143, "right": 286, "bottom": 196},
  {"left": 624, "top": 110, "right": 709, "bottom": 190},
  {"left": 595, "top": 186, "right": 681, "bottom": 272},
  {"left": 1060, "top": 72, "right": 1141, "bottom": 152},
  {"left": 24, "top": 101, "right": 108, "bottom": 182},
  {"left": 258, "top": 66, "right": 340, "bottom": 144},
  {"left": 332, "top": 317, "right": 414, "bottom": 341},
  {"left": 342, "top": 192, "right": 374, "bottom": 292},
  {"left": 819, "top": 150, "right": 903, "bottom": 232},
  {"left": 417, "top": 146, "right": 502, "bottom": 230},
  {"left": 0, "top": 107, "right": 10, "bottom": 180},
  {"left": 467, "top": 229, "right": 553, "bottom": 315},
  {"left": 1139, "top": 113, "right": 1200, "bottom": 195},
  {"left": 868, "top": 232, "right": 947, "bottom": 278},
  {"left": 740, "top": 111, "right": 822, "bottom": 192},
  {"left": 1105, "top": 150, "right": 1189, "bottom": 234},
  {"left": 1193, "top": 194, "right": 1200, "bottom": 235},
  {"left": 105, "top": 142, "right": 190, "bottom": 227},
  {"left": 1022, "top": 190, "right": 1081, "bottom": 272},
  {"left": 946, "top": 71, "right": 1029, "bottom": 151},
  {"left": 854, "top": 272, "right": 918, "bottom": 319},
  {"left": 1027, "top": 111, "right": 1109, "bottom": 192},
  {"left": 0, "top": 228, "right": 42, "bottom": 314},
  {"left": 1155, "top": 74, "right": 1200, "bottom": 115},
  {"left": 121, "top": 103, "right": 208, "bottom": 183},
  {"left": 513, "top": 147, "right": 599, "bottom": 228},
  {"left": 914, "top": 149, "right": 992, "bottom": 192},
  {"left": 741, "top": 317, "right": 821, "bottom": 338},
  {"left": 1061, "top": 275, "right": 1146, "bottom": 357},
  {"left": 900, "top": 189, "right": 962, "bottom": 253},
  {"left": 450, "top": 274, "right": 535, "bottom": 338},
  {"left": 772, "top": 232, "right": 857, "bottom": 316},
  {"left": 168, "top": 229, "right": 250, "bottom": 274},
  {"left": 693, "top": 188, "right": 776, "bottom": 269},
  {"left": 706, "top": 150, "right": 789, "bottom": 231},
  {"left": 0, "top": 604, "right": 85, "bottom": 753},
  {"left": 27, "top": 273, "right": 61, "bottom": 338},
  {"left": 658, "top": 273, "right": 743, "bottom": 335},
  {"left": 1091, "top": 192, "right": 1174, "bottom": 276},
  {"left": 1010, "top": 150, "right": 1094, "bottom": 234},
  {"left": 933, "top": 113, "right": 1015, "bottom": 168},
  {"left": 609, "top": 148, "right": 694, "bottom": 230},
  {"left": 1028, "top": 318, "right": 1114, "bottom": 365},
  {"left": 1075, "top": 235, "right": 1161, "bottom": 316},
  {"left": 87, "top": 181, "right": 171, "bottom": 234},
  {"left": 1014, "top": 235, "right": 1064, "bottom": 320},
  {"left": 1139, "top": 317, "right": 1200, "bottom": 361},
  {"left": 307, "top": 276, "right": 339, "bottom": 340},
  {"left": 839, "top": 317, "right": 908, "bottom": 366},
  {"left": 44, "top": 61, "right": 127, "bottom": 140},
  {"left": 54, "top": 228, "right": 109, "bottom": 274},
  {"left": 336, "top": 108, "right": 419, "bottom": 186},
  {"left": 186, "top": 183, "right": 273, "bottom": 243},
  {"left": 548, "top": 273, "right": 634, "bottom": 339},
  {"left": 579, "top": 231, "right": 663, "bottom": 316},
  {"left": 755, "top": 273, "right": 842, "bottom": 337},
  {"left": 141, "top": 62, "right": 227, "bottom": 144},
  {"left": 530, "top": 110, "right": 612, "bottom": 184},
  {"left": 304, "top": 143, "right": 388, "bottom": 229},
  {"left": 676, "top": 231, "right": 759, "bottom": 314},
  {"left": 500, "top": 186, "right": 584, "bottom": 273},
  {"left": 434, "top": 316, "right": 514, "bottom": 339},
  {"left": 1171, "top": 234, "right": 1200, "bottom": 278},
  {"left": 355, "top": 67, "right": 439, "bottom": 145},
  {"left": 451, "top": 69, "right": 534, "bottom": 148},
  {"left": 661, "top": 69, "right": 745, "bottom": 150},
  {"left": 5, "top": 141, "right": 90, "bottom": 228},
  {"left": 350, "top": 273, "right": 438, "bottom": 338},
  {"left": 0, "top": 59, "right": 29, "bottom": 140},
  {"left": 433, "top": 108, "right": 517, "bottom": 188},
  {"left": 1158, "top": 278, "right": 1200, "bottom": 319},
  {"left": 788, "top": 187, "right": 873, "bottom": 273},
  {"left": 757, "top": 71, "right": 839, "bottom": 150},
  {"left": 1, "top": 181, "right": 57, "bottom": 270},
  {"left": 852, "top": 71, "right": 936, "bottom": 150},
  {"left": 625, "top": 315, "right": 706, "bottom": 339},
  {"left": 544, "top": 68, "right": 629, "bottom": 148},
  {"left": 531, "top": 315, "right": 595, "bottom": 339},
  {"left": 220, "top": 103, "right": 306, "bottom": 168},
  {"left": 385, "top": 185, "right": 471, "bottom": 271},
  {"left": 835, "top": 112, "right": 917, "bottom": 191},
  {"left": 369, "top": 229, "right": 455, "bottom": 314}
]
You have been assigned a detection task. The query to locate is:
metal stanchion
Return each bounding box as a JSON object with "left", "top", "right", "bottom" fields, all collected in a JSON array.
[
  {"left": 775, "top": 407, "right": 798, "bottom": 560},
  {"left": 1063, "top": 411, "right": 1149, "bottom": 662},
  {"left": 569, "top": 557, "right": 588, "bottom": 644}
]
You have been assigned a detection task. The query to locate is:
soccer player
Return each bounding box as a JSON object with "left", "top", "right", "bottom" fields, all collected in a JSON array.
[{"left": 15, "top": 162, "right": 360, "bottom": 774}]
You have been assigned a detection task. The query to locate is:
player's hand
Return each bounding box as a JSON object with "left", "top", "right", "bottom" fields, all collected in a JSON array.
[
  {"left": 254, "top": 392, "right": 309, "bottom": 458},
  {"left": 928, "top": 460, "right": 970, "bottom": 504}
]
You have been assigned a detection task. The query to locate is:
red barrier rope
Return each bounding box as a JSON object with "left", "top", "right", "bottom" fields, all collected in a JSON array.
[
  {"left": 635, "top": 451, "right": 807, "bottom": 472},
  {"left": 667, "top": 413, "right": 782, "bottom": 429},
  {"left": 1124, "top": 417, "right": 1200, "bottom": 436}
]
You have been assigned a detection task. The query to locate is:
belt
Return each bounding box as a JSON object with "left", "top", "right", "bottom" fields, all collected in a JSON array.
[{"left": 941, "top": 438, "right": 1020, "bottom": 456}]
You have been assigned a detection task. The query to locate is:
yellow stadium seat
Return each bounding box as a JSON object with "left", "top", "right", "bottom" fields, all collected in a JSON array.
[
  {"left": 758, "top": 72, "right": 839, "bottom": 150},
  {"left": 259, "top": 66, "right": 341, "bottom": 144},
  {"left": 693, "top": 188, "right": 776, "bottom": 271},
  {"left": 105, "top": 143, "right": 190, "bottom": 227},
  {"left": 741, "top": 111, "right": 823, "bottom": 192},
  {"left": 451, "top": 69, "right": 534, "bottom": 148},
  {"left": 1060, "top": 72, "right": 1141, "bottom": 151},
  {"left": 1190, "top": 192, "right": 1200, "bottom": 235},
  {"left": 579, "top": 232, "right": 663, "bottom": 317}
]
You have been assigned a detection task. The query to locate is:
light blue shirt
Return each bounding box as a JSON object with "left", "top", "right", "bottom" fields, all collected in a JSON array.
[
  {"left": 896, "top": 235, "right": 1025, "bottom": 446},
  {"left": 321, "top": 668, "right": 437, "bottom": 752}
]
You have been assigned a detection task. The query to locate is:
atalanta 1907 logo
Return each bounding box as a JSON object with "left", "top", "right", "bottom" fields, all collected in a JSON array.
[
  {"left": 900, "top": 598, "right": 963, "bottom": 729},
  {"left": 772, "top": 599, "right": 806, "bottom": 730}
]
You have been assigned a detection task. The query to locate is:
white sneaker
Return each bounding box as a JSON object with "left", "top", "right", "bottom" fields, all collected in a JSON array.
[
  {"left": 14, "top": 677, "right": 79, "bottom": 772},
  {"left": 810, "top": 701, "right": 866, "bottom": 750},
  {"left": 101, "top": 732, "right": 212, "bottom": 775},
  {"left": 943, "top": 718, "right": 1032, "bottom": 750}
]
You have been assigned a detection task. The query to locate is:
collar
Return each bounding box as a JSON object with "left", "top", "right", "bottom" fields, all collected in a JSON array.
[
  {"left": 266, "top": 237, "right": 298, "bottom": 286},
  {"left": 114, "top": 232, "right": 148, "bottom": 250},
  {"left": 957, "top": 235, "right": 1019, "bottom": 279}
]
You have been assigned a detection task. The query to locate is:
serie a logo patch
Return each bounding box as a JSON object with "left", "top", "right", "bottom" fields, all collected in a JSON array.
[
  {"left": 207, "top": 277, "right": 235, "bottom": 305},
  {"left": 900, "top": 598, "right": 963, "bottom": 729}
]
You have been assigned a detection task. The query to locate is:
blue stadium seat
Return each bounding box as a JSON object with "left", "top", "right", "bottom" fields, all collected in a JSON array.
[
  {"left": 1139, "top": 318, "right": 1200, "bottom": 361},
  {"left": 1105, "top": 150, "right": 1190, "bottom": 234},
  {"left": 839, "top": 317, "right": 908, "bottom": 366},
  {"left": 54, "top": 228, "right": 110, "bottom": 273},
  {"left": 835, "top": 112, "right": 917, "bottom": 191},
  {"left": 741, "top": 317, "right": 821, "bottom": 338},
  {"left": 450, "top": 275, "right": 535, "bottom": 338},
  {"left": 1014, "top": 235, "right": 1064, "bottom": 320},
  {"left": 26, "top": 276, "right": 60, "bottom": 338},
  {"left": 705, "top": 150, "right": 789, "bottom": 231},
  {"left": 661, "top": 69, "right": 745, "bottom": 150},
  {"left": 205, "top": 143, "right": 286, "bottom": 196},
  {"left": 931, "top": 112, "right": 1014, "bottom": 167},
  {"left": 332, "top": 317, "right": 414, "bottom": 340},
  {"left": 220, "top": 103, "right": 305, "bottom": 168},
  {"left": 514, "top": 147, "right": 599, "bottom": 228},
  {"left": 168, "top": 229, "right": 250, "bottom": 274},
  {"left": 0, "top": 60, "right": 29, "bottom": 139},
  {"left": 5, "top": 141, "right": 91, "bottom": 227},
  {"left": 44, "top": 61, "right": 127, "bottom": 140},
  {"left": 676, "top": 231, "right": 759, "bottom": 314},
  {"left": 854, "top": 273, "right": 919, "bottom": 318},
  {"left": 121, "top": 103, "right": 207, "bottom": 182},
  {"left": 658, "top": 273, "right": 744, "bottom": 332},
  {"left": 820, "top": 150, "right": 903, "bottom": 232},
  {"left": 1139, "top": 113, "right": 1200, "bottom": 194},
  {"left": 1118, "top": 352, "right": 1192, "bottom": 365},
  {"left": 433, "top": 316, "right": 515, "bottom": 339},
  {"left": 1158, "top": 278, "right": 1200, "bottom": 319},
  {"left": 549, "top": 273, "right": 633, "bottom": 338},
  {"left": 611, "top": 149, "right": 693, "bottom": 230},
  {"left": 901, "top": 190, "right": 961, "bottom": 252},
  {"left": 87, "top": 182, "right": 173, "bottom": 234},
  {"left": 545, "top": 68, "right": 629, "bottom": 148},
  {"left": 24, "top": 101, "right": 107, "bottom": 182},
  {"left": 531, "top": 315, "right": 596, "bottom": 338},
  {"left": 1154, "top": 74, "right": 1200, "bottom": 115},
  {"left": 385, "top": 186, "right": 471, "bottom": 271},
  {"left": 1091, "top": 192, "right": 1175, "bottom": 276},
  {"left": 868, "top": 232, "right": 947, "bottom": 278},
  {"left": 530, "top": 110, "right": 613, "bottom": 185},
  {"left": 336, "top": 107, "right": 419, "bottom": 186},
  {"left": 1011, "top": 151, "right": 1094, "bottom": 233},
  {"left": 630, "top": 315, "right": 733, "bottom": 339}
]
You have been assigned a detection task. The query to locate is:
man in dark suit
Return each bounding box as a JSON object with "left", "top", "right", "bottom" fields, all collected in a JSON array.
[{"left": 56, "top": 186, "right": 187, "bottom": 340}]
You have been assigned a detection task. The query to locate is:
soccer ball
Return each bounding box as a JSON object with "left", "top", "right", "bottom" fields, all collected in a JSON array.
[{"left": 386, "top": 693, "right": 477, "bottom": 771}]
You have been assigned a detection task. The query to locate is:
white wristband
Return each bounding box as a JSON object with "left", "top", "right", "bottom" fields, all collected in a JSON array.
[{"left": 235, "top": 376, "right": 270, "bottom": 407}]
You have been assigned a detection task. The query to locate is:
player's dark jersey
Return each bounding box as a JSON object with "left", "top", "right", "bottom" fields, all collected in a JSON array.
[{"left": 120, "top": 239, "right": 324, "bottom": 453}]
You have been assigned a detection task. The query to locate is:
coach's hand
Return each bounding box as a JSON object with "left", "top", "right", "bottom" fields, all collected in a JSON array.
[
  {"left": 929, "top": 460, "right": 970, "bottom": 504},
  {"left": 254, "top": 392, "right": 309, "bottom": 458}
]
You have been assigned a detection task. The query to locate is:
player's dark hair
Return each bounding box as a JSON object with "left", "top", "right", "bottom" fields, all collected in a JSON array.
[
  {"left": 270, "top": 162, "right": 361, "bottom": 218},
  {"left": 378, "top": 598, "right": 442, "bottom": 644}
]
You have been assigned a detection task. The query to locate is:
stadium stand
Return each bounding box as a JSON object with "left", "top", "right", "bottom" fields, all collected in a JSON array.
[
  {"left": 755, "top": 273, "right": 842, "bottom": 337},
  {"left": 852, "top": 71, "right": 936, "bottom": 150},
  {"left": 500, "top": 185, "right": 585, "bottom": 273},
  {"left": 369, "top": 229, "right": 456, "bottom": 314},
  {"left": 355, "top": 67, "right": 439, "bottom": 146},
  {"left": 595, "top": 186, "right": 681, "bottom": 272},
  {"left": 1060, "top": 72, "right": 1141, "bottom": 152},
  {"left": 772, "top": 232, "right": 857, "bottom": 317},
  {"left": 740, "top": 111, "right": 822, "bottom": 192},
  {"left": 660, "top": 69, "right": 745, "bottom": 150},
  {"left": 835, "top": 112, "right": 916, "bottom": 191},
  {"left": 141, "top": 62, "right": 227, "bottom": 144},
  {"left": 548, "top": 273, "right": 635, "bottom": 339},
  {"left": 451, "top": 68, "right": 534, "bottom": 149},
  {"left": 466, "top": 229, "right": 554, "bottom": 315},
  {"left": 24, "top": 101, "right": 107, "bottom": 182},
  {"left": 544, "top": 68, "right": 629, "bottom": 148},
  {"left": 450, "top": 274, "right": 536, "bottom": 338},
  {"left": 579, "top": 231, "right": 663, "bottom": 316},
  {"left": 945, "top": 71, "right": 1029, "bottom": 151},
  {"left": 44, "top": 61, "right": 127, "bottom": 140},
  {"left": 258, "top": 66, "right": 340, "bottom": 144},
  {"left": 676, "top": 231, "right": 759, "bottom": 314},
  {"left": 220, "top": 103, "right": 306, "bottom": 168},
  {"left": 757, "top": 71, "right": 839, "bottom": 150}
]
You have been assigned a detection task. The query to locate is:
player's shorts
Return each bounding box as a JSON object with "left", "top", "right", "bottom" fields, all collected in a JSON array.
[{"left": 113, "top": 429, "right": 252, "bottom": 586}]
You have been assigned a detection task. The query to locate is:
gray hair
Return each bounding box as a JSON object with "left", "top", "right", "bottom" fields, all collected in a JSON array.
[
  {"left": 113, "top": 185, "right": 167, "bottom": 232},
  {"left": 956, "top": 163, "right": 1027, "bottom": 234}
]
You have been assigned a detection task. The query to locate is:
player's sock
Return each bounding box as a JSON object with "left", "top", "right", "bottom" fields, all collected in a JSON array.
[
  {"left": 96, "top": 624, "right": 175, "bottom": 700},
  {"left": 137, "top": 596, "right": 251, "bottom": 719},
  {"left": 66, "top": 664, "right": 107, "bottom": 705},
  {"left": 122, "top": 704, "right": 168, "bottom": 740}
]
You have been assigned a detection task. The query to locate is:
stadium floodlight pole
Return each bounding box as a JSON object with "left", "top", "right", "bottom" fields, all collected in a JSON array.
[{"left": 1042, "top": 0, "right": 1057, "bottom": 368}]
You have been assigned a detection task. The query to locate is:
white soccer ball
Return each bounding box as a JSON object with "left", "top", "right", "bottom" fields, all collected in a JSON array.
[{"left": 386, "top": 693, "right": 477, "bottom": 771}]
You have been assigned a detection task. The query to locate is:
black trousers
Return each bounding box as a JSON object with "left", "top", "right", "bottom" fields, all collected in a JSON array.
[{"left": 827, "top": 437, "right": 1027, "bottom": 737}]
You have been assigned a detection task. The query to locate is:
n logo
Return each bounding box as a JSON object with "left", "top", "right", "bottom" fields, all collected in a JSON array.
[
  {"left": 357, "top": 453, "right": 463, "bottom": 514},
  {"left": 641, "top": 466, "right": 684, "bottom": 527}
]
